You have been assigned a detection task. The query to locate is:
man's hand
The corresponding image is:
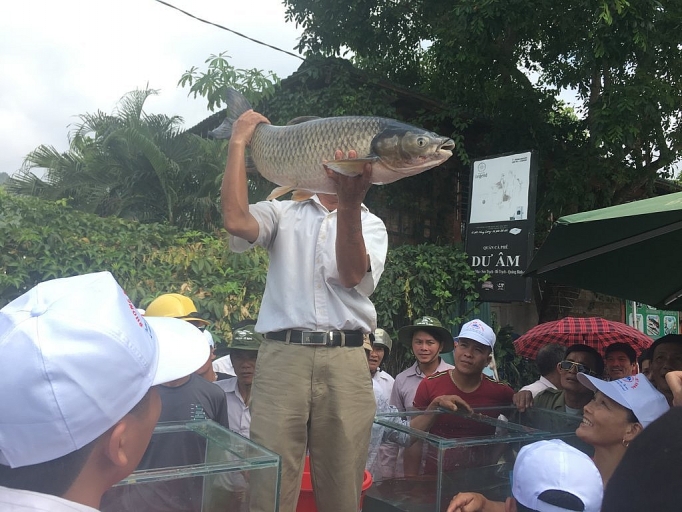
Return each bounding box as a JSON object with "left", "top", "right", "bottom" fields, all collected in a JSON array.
[
  {"left": 230, "top": 110, "right": 270, "bottom": 146},
  {"left": 324, "top": 150, "right": 373, "bottom": 208},
  {"left": 665, "top": 370, "right": 682, "bottom": 406},
  {"left": 513, "top": 390, "right": 533, "bottom": 412},
  {"left": 447, "top": 492, "right": 504, "bottom": 512},
  {"left": 428, "top": 394, "right": 474, "bottom": 414}
]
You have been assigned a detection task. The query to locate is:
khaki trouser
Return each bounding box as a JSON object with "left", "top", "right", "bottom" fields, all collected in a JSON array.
[{"left": 249, "top": 339, "right": 376, "bottom": 512}]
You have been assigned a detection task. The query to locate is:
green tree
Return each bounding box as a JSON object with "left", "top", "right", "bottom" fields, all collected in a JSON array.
[
  {"left": 179, "top": 51, "right": 280, "bottom": 112},
  {"left": 284, "top": 0, "right": 682, "bottom": 219},
  {"left": 8, "top": 88, "right": 227, "bottom": 231},
  {"left": 0, "top": 188, "right": 267, "bottom": 341}
]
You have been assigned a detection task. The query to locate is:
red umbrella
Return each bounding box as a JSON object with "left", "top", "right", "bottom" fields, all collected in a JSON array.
[{"left": 513, "top": 316, "right": 653, "bottom": 359}]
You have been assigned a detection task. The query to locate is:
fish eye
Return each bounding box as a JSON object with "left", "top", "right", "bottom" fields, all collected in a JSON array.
[{"left": 416, "top": 137, "right": 427, "bottom": 147}]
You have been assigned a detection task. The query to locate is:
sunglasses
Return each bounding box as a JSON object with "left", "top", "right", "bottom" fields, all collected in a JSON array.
[{"left": 558, "top": 360, "right": 597, "bottom": 377}]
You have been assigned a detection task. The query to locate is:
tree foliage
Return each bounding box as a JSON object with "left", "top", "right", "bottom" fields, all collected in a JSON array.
[
  {"left": 284, "top": 0, "right": 682, "bottom": 225},
  {"left": 372, "top": 243, "right": 482, "bottom": 375},
  {"left": 0, "top": 188, "right": 267, "bottom": 341},
  {"left": 8, "top": 88, "right": 227, "bottom": 231},
  {"left": 179, "top": 51, "right": 280, "bottom": 112},
  {"left": 2, "top": 189, "right": 486, "bottom": 374}
]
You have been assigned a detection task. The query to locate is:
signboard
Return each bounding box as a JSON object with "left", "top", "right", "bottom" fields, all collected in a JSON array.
[
  {"left": 465, "top": 151, "right": 538, "bottom": 302},
  {"left": 626, "top": 300, "right": 679, "bottom": 340}
]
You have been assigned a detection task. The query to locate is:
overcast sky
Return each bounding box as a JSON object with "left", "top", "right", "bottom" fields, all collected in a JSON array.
[{"left": 0, "top": 0, "right": 304, "bottom": 175}]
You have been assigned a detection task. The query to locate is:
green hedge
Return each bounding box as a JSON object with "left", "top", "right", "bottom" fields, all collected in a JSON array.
[
  {"left": 1, "top": 189, "right": 483, "bottom": 372},
  {"left": 0, "top": 189, "right": 267, "bottom": 342}
]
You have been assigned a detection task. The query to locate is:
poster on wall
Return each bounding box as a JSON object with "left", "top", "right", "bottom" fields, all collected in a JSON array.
[
  {"left": 626, "top": 300, "right": 680, "bottom": 340},
  {"left": 465, "top": 151, "right": 538, "bottom": 302}
]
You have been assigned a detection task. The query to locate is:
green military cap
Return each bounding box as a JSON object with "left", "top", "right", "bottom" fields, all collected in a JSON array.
[
  {"left": 229, "top": 325, "right": 264, "bottom": 351},
  {"left": 371, "top": 328, "right": 393, "bottom": 358},
  {"left": 397, "top": 316, "right": 454, "bottom": 353}
]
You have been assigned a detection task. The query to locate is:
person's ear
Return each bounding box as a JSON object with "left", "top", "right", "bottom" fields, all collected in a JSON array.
[
  {"left": 104, "top": 420, "right": 131, "bottom": 468},
  {"left": 624, "top": 421, "right": 644, "bottom": 445},
  {"left": 487, "top": 353, "right": 493, "bottom": 365},
  {"left": 505, "top": 497, "right": 517, "bottom": 512}
]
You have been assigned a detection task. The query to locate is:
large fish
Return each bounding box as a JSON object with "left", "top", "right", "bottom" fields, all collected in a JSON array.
[{"left": 209, "top": 88, "right": 455, "bottom": 200}]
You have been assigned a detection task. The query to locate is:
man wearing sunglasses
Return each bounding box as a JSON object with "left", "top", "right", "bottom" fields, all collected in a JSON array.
[{"left": 533, "top": 344, "right": 604, "bottom": 416}]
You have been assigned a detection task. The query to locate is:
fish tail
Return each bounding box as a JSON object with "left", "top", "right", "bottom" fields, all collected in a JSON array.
[{"left": 208, "top": 88, "right": 254, "bottom": 139}]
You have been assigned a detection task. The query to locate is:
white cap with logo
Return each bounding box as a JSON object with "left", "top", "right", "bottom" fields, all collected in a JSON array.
[
  {"left": 513, "top": 439, "right": 603, "bottom": 512},
  {"left": 577, "top": 373, "right": 669, "bottom": 428},
  {"left": 0, "top": 271, "right": 209, "bottom": 468},
  {"left": 457, "top": 319, "right": 496, "bottom": 350}
]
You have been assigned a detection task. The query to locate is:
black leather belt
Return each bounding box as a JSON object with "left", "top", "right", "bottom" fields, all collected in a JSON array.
[{"left": 265, "top": 330, "right": 364, "bottom": 347}]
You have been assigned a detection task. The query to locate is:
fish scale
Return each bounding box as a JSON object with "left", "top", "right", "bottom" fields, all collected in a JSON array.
[
  {"left": 209, "top": 88, "right": 455, "bottom": 198},
  {"left": 250, "top": 117, "right": 386, "bottom": 194}
]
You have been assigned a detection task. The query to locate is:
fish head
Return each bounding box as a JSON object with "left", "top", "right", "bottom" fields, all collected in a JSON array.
[{"left": 371, "top": 122, "right": 455, "bottom": 179}]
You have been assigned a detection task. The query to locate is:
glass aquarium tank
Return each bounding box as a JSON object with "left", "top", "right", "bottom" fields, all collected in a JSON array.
[
  {"left": 365, "top": 406, "right": 585, "bottom": 512},
  {"left": 101, "top": 420, "right": 280, "bottom": 512}
]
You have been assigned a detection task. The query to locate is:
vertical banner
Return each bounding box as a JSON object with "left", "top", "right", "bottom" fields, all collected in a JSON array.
[{"left": 465, "top": 151, "right": 538, "bottom": 302}]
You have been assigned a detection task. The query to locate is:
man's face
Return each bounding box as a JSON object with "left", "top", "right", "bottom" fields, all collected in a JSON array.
[
  {"left": 605, "top": 350, "right": 635, "bottom": 380},
  {"left": 454, "top": 337, "right": 491, "bottom": 376},
  {"left": 651, "top": 343, "right": 682, "bottom": 398},
  {"left": 559, "top": 351, "right": 597, "bottom": 393},
  {"left": 411, "top": 330, "right": 442, "bottom": 365},
  {"left": 230, "top": 349, "right": 258, "bottom": 386},
  {"left": 196, "top": 347, "right": 217, "bottom": 382},
  {"left": 641, "top": 358, "right": 652, "bottom": 380},
  {"left": 367, "top": 346, "right": 385, "bottom": 374}
]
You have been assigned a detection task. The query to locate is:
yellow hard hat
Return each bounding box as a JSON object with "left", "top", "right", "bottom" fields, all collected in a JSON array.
[{"left": 144, "top": 293, "right": 209, "bottom": 326}]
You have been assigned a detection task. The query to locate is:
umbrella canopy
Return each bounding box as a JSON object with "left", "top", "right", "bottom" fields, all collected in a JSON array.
[
  {"left": 524, "top": 191, "right": 682, "bottom": 310},
  {"left": 513, "top": 316, "right": 652, "bottom": 359}
]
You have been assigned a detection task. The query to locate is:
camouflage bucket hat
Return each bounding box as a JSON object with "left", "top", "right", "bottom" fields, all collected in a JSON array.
[
  {"left": 371, "top": 328, "right": 393, "bottom": 357},
  {"left": 398, "top": 316, "right": 454, "bottom": 353},
  {"left": 229, "top": 325, "right": 264, "bottom": 351}
]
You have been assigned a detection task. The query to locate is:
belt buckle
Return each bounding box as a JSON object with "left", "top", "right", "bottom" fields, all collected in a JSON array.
[{"left": 300, "top": 331, "right": 330, "bottom": 346}]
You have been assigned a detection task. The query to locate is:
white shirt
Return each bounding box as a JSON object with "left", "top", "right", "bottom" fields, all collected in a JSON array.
[
  {"left": 0, "top": 486, "right": 97, "bottom": 512},
  {"left": 230, "top": 196, "right": 388, "bottom": 333},
  {"left": 215, "top": 378, "right": 251, "bottom": 438},
  {"left": 520, "top": 375, "right": 557, "bottom": 398},
  {"left": 389, "top": 359, "right": 454, "bottom": 411},
  {"left": 372, "top": 370, "right": 395, "bottom": 403},
  {"left": 367, "top": 377, "right": 409, "bottom": 482}
]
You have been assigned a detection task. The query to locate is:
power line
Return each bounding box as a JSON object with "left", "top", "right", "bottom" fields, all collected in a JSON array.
[{"left": 152, "top": 0, "right": 305, "bottom": 62}]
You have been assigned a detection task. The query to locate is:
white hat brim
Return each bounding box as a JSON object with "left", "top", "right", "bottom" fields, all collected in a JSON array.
[{"left": 146, "top": 317, "right": 210, "bottom": 385}]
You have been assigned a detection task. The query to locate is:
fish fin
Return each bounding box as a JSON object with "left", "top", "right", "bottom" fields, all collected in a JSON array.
[
  {"left": 208, "top": 89, "right": 254, "bottom": 140},
  {"left": 224, "top": 88, "right": 253, "bottom": 120},
  {"left": 266, "top": 186, "right": 295, "bottom": 200},
  {"left": 324, "top": 158, "right": 379, "bottom": 177},
  {"left": 208, "top": 119, "right": 233, "bottom": 139},
  {"left": 291, "top": 190, "right": 315, "bottom": 201},
  {"left": 286, "top": 116, "right": 322, "bottom": 126}
]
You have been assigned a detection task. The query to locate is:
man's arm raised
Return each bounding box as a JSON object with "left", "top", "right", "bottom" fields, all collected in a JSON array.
[
  {"left": 324, "top": 150, "right": 373, "bottom": 288},
  {"left": 221, "top": 110, "right": 269, "bottom": 242}
]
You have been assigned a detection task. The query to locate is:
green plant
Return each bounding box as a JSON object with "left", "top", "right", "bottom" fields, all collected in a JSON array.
[
  {"left": 0, "top": 189, "right": 267, "bottom": 344},
  {"left": 373, "top": 243, "right": 482, "bottom": 376},
  {"left": 493, "top": 325, "right": 538, "bottom": 390}
]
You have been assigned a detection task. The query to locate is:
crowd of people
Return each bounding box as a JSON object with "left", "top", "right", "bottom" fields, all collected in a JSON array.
[{"left": 2, "top": 102, "right": 682, "bottom": 512}]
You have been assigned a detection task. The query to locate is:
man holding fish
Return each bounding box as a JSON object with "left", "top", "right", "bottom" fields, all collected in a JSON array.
[{"left": 221, "top": 107, "right": 387, "bottom": 511}]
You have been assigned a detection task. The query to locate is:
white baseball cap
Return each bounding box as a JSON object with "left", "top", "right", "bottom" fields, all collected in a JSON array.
[
  {"left": 0, "top": 271, "right": 209, "bottom": 468},
  {"left": 204, "top": 329, "right": 215, "bottom": 348},
  {"left": 513, "top": 439, "right": 603, "bottom": 512},
  {"left": 577, "top": 373, "right": 669, "bottom": 428},
  {"left": 457, "top": 319, "right": 496, "bottom": 350}
]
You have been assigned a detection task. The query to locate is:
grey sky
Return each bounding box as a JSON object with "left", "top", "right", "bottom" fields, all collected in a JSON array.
[{"left": 0, "top": 0, "right": 303, "bottom": 175}]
